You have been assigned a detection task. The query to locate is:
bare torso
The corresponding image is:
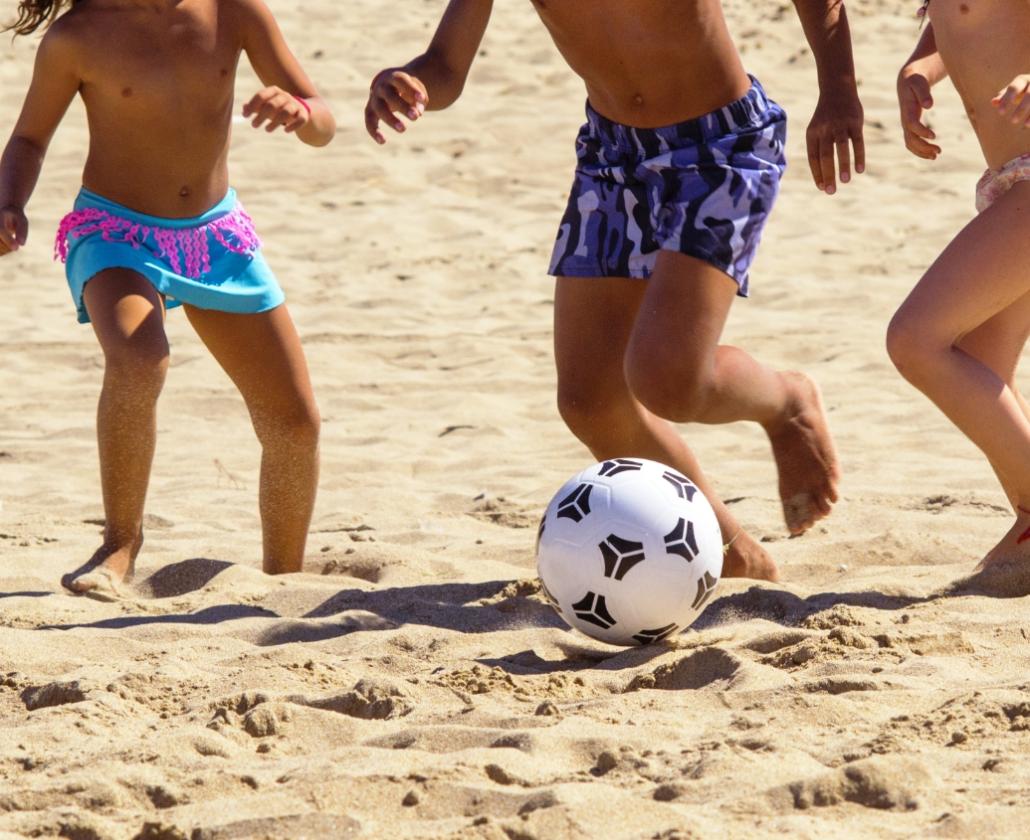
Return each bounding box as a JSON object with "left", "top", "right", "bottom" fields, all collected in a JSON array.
[
  {"left": 528, "top": 0, "right": 750, "bottom": 127},
  {"left": 930, "top": 0, "right": 1030, "bottom": 168},
  {"left": 58, "top": 0, "right": 241, "bottom": 217}
]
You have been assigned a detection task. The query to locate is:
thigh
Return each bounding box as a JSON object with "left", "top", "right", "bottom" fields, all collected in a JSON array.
[
  {"left": 958, "top": 288, "right": 1030, "bottom": 383},
  {"left": 83, "top": 268, "right": 168, "bottom": 360},
  {"left": 628, "top": 250, "right": 739, "bottom": 374},
  {"left": 182, "top": 304, "right": 317, "bottom": 419},
  {"left": 898, "top": 181, "right": 1030, "bottom": 343},
  {"left": 554, "top": 276, "right": 647, "bottom": 399}
]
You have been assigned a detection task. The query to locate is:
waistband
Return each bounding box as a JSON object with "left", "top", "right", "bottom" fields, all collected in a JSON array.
[
  {"left": 74, "top": 187, "right": 239, "bottom": 228},
  {"left": 585, "top": 75, "right": 779, "bottom": 149}
]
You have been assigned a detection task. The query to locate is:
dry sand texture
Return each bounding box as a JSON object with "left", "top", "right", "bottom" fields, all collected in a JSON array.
[{"left": 2, "top": 0, "right": 1030, "bottom": 838}]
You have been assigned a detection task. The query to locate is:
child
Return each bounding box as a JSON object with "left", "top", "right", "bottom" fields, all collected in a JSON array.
[
  {"left": 0, "top": 0, "right": 336, "bottom": 597},
  {"left": 889, "top": 0, "right": 1030, "bottom": 592},
  {"left": 365, "top": 0, "right": 863, "bottom": 581}
]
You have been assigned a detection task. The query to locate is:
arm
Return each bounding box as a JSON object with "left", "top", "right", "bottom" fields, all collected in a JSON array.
[
  {"left": 364, "top": 0, "right": 493, "bottom": 144},
  {"left": 235, "top": 0, "right": 335, "bottom": 147},
  {"left": 897, "top": 23, "right": 946, "bottom": 159},
  {"left": 791, "top": 0, "right": 865, "bottom": 194},
  {"left": 0, "top": 26, "right": 81, "bottom": 254}
]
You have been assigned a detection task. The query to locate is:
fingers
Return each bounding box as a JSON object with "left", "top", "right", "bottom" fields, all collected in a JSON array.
[
  {"left": 388, "top": 71, "right": 427, "bottom": 112},
  {"left": 808, "top": 130, "right": 859, "bottom": 195},
  {"left": 807, "top": 102, "right": 865, "bottom": 194},
  {"left": 364, "top": 69, "right": 428, "bottom": 144},
  {"left": 364, "top": 102, "right": 386, "bottom": 145},
  {"left": 835, "top": 134, "right": 851, "bottom": 184},
  {"left": 904, "top": 131, "right": 942, "bottom": 159},
  {"left": 0, "top": 208, "right": 27, "bottom": 254},
  {"left": 1011, "top": 89, "right": 1030, "bottom": 127},
  {"left": 242, "top": 87, "right": 309, "bottom": 134},
  {"left": 994, "top": 76, "right": 1030, "bottom": 120},
  {"left": 852, "top": 131, "right": 866, "bottom": 175},
  {"left": 898, "top": 79, "right": 940, "bottom": 160},
  {"left": 818, "top": 135, "right": 837, "bottom": 195}
]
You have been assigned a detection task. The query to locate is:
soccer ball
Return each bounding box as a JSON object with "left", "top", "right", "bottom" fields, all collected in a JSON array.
[{"left": 536, "top": 458, "right": 723, "bottom": 646}]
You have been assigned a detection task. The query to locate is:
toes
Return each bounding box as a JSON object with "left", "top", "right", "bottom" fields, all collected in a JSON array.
[{"left": 783, "top": 494, "right": 815, "bottom": 534}]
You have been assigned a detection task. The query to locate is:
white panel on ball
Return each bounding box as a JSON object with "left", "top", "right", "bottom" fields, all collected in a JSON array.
[{"left": 536, "top": 458, "right": 723, "bottom": 646}]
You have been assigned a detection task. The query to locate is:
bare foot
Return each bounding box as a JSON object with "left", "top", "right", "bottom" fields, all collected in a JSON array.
[
  {"left": 764, "top": 372, "right": 841, "bottom": 536},
  {"left": 62, "top": 533, "right": 142, "bottom": 600},
  {"left": 946, "top": 512, "right": 1030, "bottom": 597},
  {"left": 722, "top": 529, "right": 780, "bottom": 582}
]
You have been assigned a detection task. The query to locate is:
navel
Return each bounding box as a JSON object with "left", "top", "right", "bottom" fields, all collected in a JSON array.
[
  {"left": 633, "top": 94, "right": 644, "bottom": 107},
  {"left": 121, "top": 87, "right": 133, "bottom": 98},
  {"left": 179, "top": 186, "right": 191, "bottom": 198},
  {"left": 959, "top": 3, "right": 969, "bottom": 12}
]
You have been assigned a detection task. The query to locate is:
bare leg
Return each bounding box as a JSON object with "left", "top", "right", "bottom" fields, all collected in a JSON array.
[
  {"left": 555, "top": 275, "right": 778, "bottom": 581},
  {"left": 63, "top": 269, "right": 169, "bottom": 596},
  {"left": 623, "top": 251, "right": 841, "bottom": 535},
  {"left": 956, "top": 290, "right": 1030, "bottom": 510},
  {"left": 184, "top": 304, "right": 319, "bottom": 574},
  {"left": 887, "top": 182, "right": 1030, "bottom": 584}
]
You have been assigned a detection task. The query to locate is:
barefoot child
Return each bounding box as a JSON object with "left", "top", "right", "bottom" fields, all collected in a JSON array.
[
  {"left": 0, "top": 0, "right": 335, "bottom": 596},
  {"left": 365, "top": 0, "right": 861, "bottom": 581},
  {"left": 889, "top": 0, "right": 1030, "bottom": 590}
]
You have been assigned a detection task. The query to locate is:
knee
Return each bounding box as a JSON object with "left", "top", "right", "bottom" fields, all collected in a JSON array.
[
  {"left": 886, "top": 309, "right": 941, "bottom": 384},
  {"left": 255, "top": 401, "right": 321, "bottom": 452},
  {"left": 557, "top": 383, "right": 632, "bottom": 451},
  {"left": 624, "top": 347, "right": 710, "bottom": 423},
  {"left": 102, "top": 338, "right": 169, "bottom": 397}
]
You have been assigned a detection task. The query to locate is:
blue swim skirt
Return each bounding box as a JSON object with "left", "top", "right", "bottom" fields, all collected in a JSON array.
[
  {"left": 56, "top": 187, "right": 284, "bottom": 324},
  {"left": 548, "top": 76, "right": 787, "bottom": 295}
]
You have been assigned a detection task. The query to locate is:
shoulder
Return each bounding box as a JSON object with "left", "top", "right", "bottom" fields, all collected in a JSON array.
[
  {"left": 34, "top": 10, "right": 89, "bottom": 68},
  {"left": 219, "top": 0, "right": 275, "bottom": 24}
]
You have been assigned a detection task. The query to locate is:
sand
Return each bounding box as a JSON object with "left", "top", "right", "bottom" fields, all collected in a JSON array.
[{"left": 1, "top": 1, "right": 1029, "bottom": 837}]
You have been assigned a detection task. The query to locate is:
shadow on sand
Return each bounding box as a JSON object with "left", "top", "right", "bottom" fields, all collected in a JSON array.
[{"left": 32, "top": 555, "right": 1016, "bottom": 652}]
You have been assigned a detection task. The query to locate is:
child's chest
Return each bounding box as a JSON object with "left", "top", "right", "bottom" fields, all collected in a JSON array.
[{"left": 79, "top": 9, "right": 240, "bottom": 104}]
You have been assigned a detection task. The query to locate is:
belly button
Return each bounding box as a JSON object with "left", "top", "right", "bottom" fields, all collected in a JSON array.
[
  {"left": 179, "top": 186, "right": 191, "bottom": 198},
  {"left": 633, "top": 94, "right": 644, "bottom": 106}
]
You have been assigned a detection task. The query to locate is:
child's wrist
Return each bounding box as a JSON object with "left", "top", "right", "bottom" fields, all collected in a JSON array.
[{"left": 292, "top": 95, "right": 312, "bottom": 116}]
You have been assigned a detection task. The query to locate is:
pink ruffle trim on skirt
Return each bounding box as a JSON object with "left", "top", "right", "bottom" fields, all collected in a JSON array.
[
  {"left": 54, "top": 204, "right": 261, "bottom": 278},
  {"left": 976, "top": 152, "right": 1030, "bottom": 214}
]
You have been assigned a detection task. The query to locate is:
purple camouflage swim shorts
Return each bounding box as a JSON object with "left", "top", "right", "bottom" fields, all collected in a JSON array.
[{"left": 548, "top": 76, "right": 787, "bottom": 296}]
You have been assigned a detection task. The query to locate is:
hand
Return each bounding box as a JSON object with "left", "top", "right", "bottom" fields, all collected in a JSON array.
[
  {"left": 241, "top": 86, "right": 310, "bottom": 134},
  {"left": 898, "top": 69, "right": 941, "bottom": 160},
  {"left": 806, "top": 85, "right": 865, "bottom": 195},
  {"left": 993, "top": 74, "right": 1030, "bottom": 127},
  {"left": 365, "top": 68, "right": 427, "bottom": 145},
  {"left": 0, "top": 206, "right": 27, "bottom": 255}
]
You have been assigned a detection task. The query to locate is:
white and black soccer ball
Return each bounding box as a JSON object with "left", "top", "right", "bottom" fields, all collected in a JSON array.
[{"left": 536, "top": 458, "right": 723, "bottom": 646}]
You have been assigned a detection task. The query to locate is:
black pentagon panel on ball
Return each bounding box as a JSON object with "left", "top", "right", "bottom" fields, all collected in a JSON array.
[
  {"left": 661, "top": 469, "right": 698, "bottom": 501},
  {"left": 571, "top": 591, "right": 616, "bottom": 629},
  {"left": 691, "top": 571, "right": 719, "bottom": 611},
  {"left": 556, "top": 483, "right": 593, "bottom": 523},
  {"left": 597, "top": 458, "right": 644, "bottom": 477},
  {"left": 664, "top": 518, "right": 699, "bottom": 562},
  {"left": 599, "top": 534, "right": 646, "bottom": 580},
  {"left": 632, "top": 623, "right": 680, "bottom": 645}
]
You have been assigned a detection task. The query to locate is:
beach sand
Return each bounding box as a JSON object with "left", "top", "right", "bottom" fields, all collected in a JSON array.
[{"left": 2, "top": 1, "right": 1029, "bottom": 837}]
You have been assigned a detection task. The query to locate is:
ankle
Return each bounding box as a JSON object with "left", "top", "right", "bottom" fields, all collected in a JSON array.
[{"left": 102, "top": 527, "right": 144, "bottom": 552}]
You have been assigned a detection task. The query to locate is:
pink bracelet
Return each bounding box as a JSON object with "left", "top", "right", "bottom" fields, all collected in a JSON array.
[{"left": 293, "top": 95, "right": 312, "bottom": 116}]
